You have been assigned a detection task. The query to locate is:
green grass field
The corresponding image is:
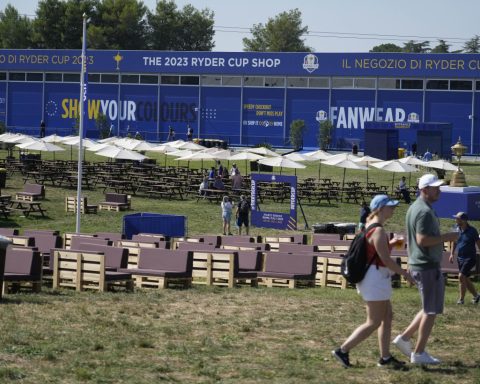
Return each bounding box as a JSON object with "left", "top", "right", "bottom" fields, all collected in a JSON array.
[{"left": 1, "top": 148, "right": 480, "bottom": 383}]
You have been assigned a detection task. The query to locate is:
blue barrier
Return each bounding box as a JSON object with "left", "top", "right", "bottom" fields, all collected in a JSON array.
[{"left": 122, "top": 213, "right": 187, "bottom": 239}]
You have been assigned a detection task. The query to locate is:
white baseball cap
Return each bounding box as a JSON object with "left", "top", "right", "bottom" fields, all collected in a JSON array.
[{"left": 418, "top": 174, "right": 445, "bottom": 189}]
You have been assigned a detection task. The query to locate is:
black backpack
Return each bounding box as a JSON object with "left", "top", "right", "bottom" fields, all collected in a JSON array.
[
  {"left": 341, "top": 223, "right": 382, "bottom": 284},
  {"left": 238, "top": 200, "right": 249, "bottom": 214}
]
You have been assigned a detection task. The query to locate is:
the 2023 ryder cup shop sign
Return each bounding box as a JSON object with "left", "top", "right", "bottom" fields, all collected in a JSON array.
[
  {"left": 250, "top": 174, "right": 297, "bottom": 230},
  {"left": 1, "top": 50, "right": 480, "bottom": 78}
]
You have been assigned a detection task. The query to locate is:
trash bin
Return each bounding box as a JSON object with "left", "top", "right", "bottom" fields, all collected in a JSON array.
[
  {"left": 0, "top": 168, "right": 6, "bottom": 188},
  {"left": 398, "top": 148, "right": 405, "bottom": 158}
]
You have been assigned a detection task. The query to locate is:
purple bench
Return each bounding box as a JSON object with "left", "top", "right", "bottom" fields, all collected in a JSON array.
[
  {"left": 98, "top": 193, "right": 131, "bottom": 212},
  {"left": 71, "top": 243, "right": 129, "bottom": 271},
  {"left": 119, "top": 248, "right": 193, "bottom": 289},
  {"left": 3, "top": 246, "right": 43, "bottom": 294},
  {"left": 95, "top": 232, "right": 125, "bottom": 241},
  {"left": 16, "top": 183, "right": 45, "bottom": 201},
  {"left": 70, "top": 236, "right": 112, "bottom": 250},
  {"left": 256, "top": 252, "right": 317, "bottom": 288}
]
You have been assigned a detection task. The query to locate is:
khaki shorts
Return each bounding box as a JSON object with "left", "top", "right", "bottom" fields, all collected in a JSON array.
[{"left": 411, "top": 268, "right": 444, "bottom": 315}]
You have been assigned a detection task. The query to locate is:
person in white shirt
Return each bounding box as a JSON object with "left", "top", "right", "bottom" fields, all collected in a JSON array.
[{"left": 220, "top": 196, "right": 234, "bottom": 235}]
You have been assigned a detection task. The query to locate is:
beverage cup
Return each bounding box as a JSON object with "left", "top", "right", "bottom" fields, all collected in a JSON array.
[{"left": 393, "top": 234, "right": 405, "bottom": 250}]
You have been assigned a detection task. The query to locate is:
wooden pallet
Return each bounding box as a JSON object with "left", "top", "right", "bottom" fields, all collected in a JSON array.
[{"left": 133, "top": 275, "right": 191, "bottom": 289}]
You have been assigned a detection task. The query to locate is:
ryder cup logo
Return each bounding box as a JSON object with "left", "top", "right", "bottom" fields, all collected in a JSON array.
[
  {"left": 303, "top": 54, "right": 319, "bottom": 73},
  {"left": 407, "top": 112, "right": 420, "bottom": 123},
  {"left": 315, "top": 110, "right": 328, "bottom": 122}
]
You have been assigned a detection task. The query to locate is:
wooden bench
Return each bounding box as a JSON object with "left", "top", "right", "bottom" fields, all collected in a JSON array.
[
  {"left": 191, "top": 250, "right": 257, "bottom": 288},
  {"left": 15, "top": 183, "right": 45, "bottom": 201},
  {"left": 116, "top": 240, "right": 167, "bottom": 268},
  {"left": 118, "top": 248, "right": 193, "bottom": 289},
  {"left": 63, "top": 232, "right": 96, "bottom": 249},
  {"left": 98, "top": 193, "right": 131, "bottom": 212},
  {"left": 256, "top": 252, "right": 317, "bottom": 288},
  {"left": 3, "top": 247, "right": 43, "bottom": 295},
  {"left": 65, "top": 196, "right": 98, "bottom": 214},
  {"left": 52, "top": 249, "right": 133, "bottom": 292}
]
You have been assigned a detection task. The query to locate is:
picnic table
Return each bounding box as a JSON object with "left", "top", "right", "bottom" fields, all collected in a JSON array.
[
  {"left": 9, "top": 200, "right": 47, "bottom": 217},
  {"left": 197, "top": 189, "right": 225, "bottom": 203}
]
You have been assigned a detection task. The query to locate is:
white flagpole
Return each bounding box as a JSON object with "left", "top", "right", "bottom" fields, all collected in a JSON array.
[{"left": 75, "top": 13, "right": 87, "bottom": 233}]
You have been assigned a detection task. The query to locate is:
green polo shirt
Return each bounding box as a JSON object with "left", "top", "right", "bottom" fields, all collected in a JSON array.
[{"left": 406, "top": 196, "right": 443, "bottom": 271}]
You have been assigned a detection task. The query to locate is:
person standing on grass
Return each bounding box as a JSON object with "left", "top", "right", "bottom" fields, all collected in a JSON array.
[
  {"left": 236, "top": 195, "right": 250, "bottom": 235},
  {"left": 393, "top": 174, "right": 459, "bottom": 365},
  {"left": 332, "top": 194, "right": 415, "bottom": 369},
  {"left": 358, "top": 201, "right": 370, "bottom": 232},
  {"left": 221, "top": 196, "right": 233, "bottom": 235},
  {"left": 449, "top": 212, "right": 480, "bottom": 305}
]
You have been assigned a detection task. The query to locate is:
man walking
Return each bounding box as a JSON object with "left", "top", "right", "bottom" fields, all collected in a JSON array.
[
  {"left": 393, "top": 174, "right": 458, "bottom": 365},
  {"left": 449, "top": 212, "right": 480, "bottom": 305}
]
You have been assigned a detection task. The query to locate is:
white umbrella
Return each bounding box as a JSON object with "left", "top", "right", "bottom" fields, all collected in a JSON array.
[
  {"left": 257, "top": 156, "right": 306, "bottom": 175},
  {"left": 426, "top": 159, "right": 458, "bottom": 171},
  {"left": 168, "top": 139, "right": 186, "bottom": 148},
  {"left": 86, "top": 143, "right": 116, "bottom": 152},
  {"left": 210, "top": 149, "right": 234, "bottom": 160},
  {"left": 399, "top": 156, "right": 427, "bottom": 185},
  {"left": 42, "top": 134, "right": 66, "bottom": 143},
  {"left": 167, "top": 149, "right": 193, "bottom": 158},
  {"left": 229, "top": 151, "right": 265, "bottom": 175},
  {"left": 323, "top": 157, "right": 369, "bottom": 194},
  {"left": 62, "top": 137, "right": 97, "bottom": 148},
  {"left": 283, "top": 153, "right": 315, "bottom": 162},
  {"left": 175, "top": 141, "right": 206, "bottom": 151},
  {"left": 304, "top": 149, "right": 332, "bottom": 179},
  {"left": 398, "top": 156, "right": 427, "bottom": 167},
  {"left": 127, "top": 141, "right": 156, "bottom": 152},
  {"left": 176, "top": 151, "right": 217, "bottom": 170},
  {"left": 244, "top": 147, "right": 281, "bottom": 157},
  {"left": 372, "top": 160, "right": 418, "bottom": 192},
  {"left": 98, "top": 136, "right": 121, "bottom": 144},
  {"left": 304, "top": 149, "right": 331, "bottom": 160},
  {"left": 3, "top": 134, "right": 33, "bottom": 144},
  {"left": 0, "top": 132, "right": 20, "bottom": 142},
  {"left": 16, "top": 140, "right": 64, "bottom": 152},
  {"left": 354, "top": 155, "right": 383, "bottom": 185},
  {"left": 95, "top": 146, "right": 148, "bottom": 161},
  {"left": 149, "top": 144, "right": 177, "bottom": 166}
]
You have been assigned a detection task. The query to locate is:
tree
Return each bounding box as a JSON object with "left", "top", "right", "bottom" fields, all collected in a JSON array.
[
  {"left": 289, "top": 119, "right": 306, "bottom": 150},
  {"left": 243, "top": 9, "right": 311, "bottom": 52},
  {"left": 430, "top": 39, "right": 450, "bottom": 53},
  {"left": 62, "top": 0, "right": 99, "bottom": 49},
  {"left": 88, "top": 0, "right": 147, "bottom": 50},
  {"left": 32, "top": 0, "right": 67, "bottom": 48},
  {"left": 402, "top": 40, "right": 430, "bottom": 53},
  {"left": 95, "top": 113, "right": 110, "bottom": 139},
  {"left": 463, "top": 35, "right": 480, "bottom": 53},
  {"left": 0, "top": 4, "right": 33, "bottom": 48},
  {"left": 369, "top": 43, "right": 402, "bottom": 53},
  {"left": 318, "top": 120, "right": 333, "bottom": 150},
  {"left": 147, "top": 1, "right": 214, "bottom": 51}
]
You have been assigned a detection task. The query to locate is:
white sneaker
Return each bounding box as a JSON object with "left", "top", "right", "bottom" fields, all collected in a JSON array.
[
  {"left": 410, "top": 351, "right": 441, "bottom": 365},
  {"left": 393, "top": 335, "right": 412, "bottom": 357}
]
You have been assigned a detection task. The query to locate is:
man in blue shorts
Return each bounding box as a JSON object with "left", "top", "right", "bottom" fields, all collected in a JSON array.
[
  {"left": 392, "top": 174, "right": 458, "bottom": 365},
  {"left": 449, "top": 212, "right": 480, "bottom": 305}
]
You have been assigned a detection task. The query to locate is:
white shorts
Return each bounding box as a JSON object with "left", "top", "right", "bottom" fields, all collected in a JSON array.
[{"left": 356, "top": 265, "right": 392, "bottom": 301}]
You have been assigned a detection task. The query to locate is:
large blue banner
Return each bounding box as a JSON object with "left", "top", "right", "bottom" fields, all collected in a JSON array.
[
  {"left": 251, "top": 174, "right": 297, "bottom": 230},
  {"left": 1, "top": 50, "right": 480, "bottom": 78}
]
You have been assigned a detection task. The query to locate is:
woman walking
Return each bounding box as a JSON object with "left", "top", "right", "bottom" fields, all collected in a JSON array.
[
  {"left": 332, "top": 194, "right": 415, "bottom": 369},
  {"left": 221, "top": 196, "right": 233, "bottom": 235}
]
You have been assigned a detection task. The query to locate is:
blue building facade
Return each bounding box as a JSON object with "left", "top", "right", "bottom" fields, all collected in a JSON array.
[{"left": 0, "top": 50, "right": 479, "bottom": 152}]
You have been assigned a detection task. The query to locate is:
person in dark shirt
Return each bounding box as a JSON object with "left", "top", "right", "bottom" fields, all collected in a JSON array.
[
  {"left": 449, "top": 212, "right": 480, "bottom": 304},
  {"left": 358, "top": 201, "right": 371, "bottom": 232},
  {"left": 40, "top": 120, "right": 46, "bottom": 138}
]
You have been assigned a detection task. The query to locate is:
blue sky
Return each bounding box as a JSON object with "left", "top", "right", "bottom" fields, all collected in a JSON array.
[{"left": 3, "top": 0, "right": 480, "bottom": 52}]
